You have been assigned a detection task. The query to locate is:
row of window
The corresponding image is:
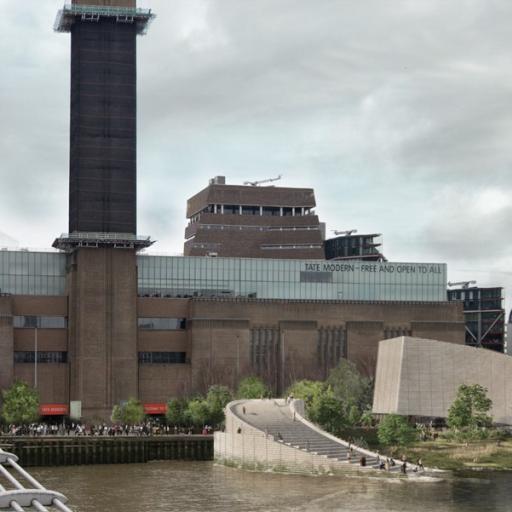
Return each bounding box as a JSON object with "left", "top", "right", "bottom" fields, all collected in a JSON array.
[
  {"left": 14, "top": 352, "right": 68, "bottom": 364},
  {"left": 195, "top": 205, "right": 314, "bottom": 218},
  {"left": 13, "top": 316, "right": 67, "bottom": 329},
  {"left": 137, "top": 318, "right": 186, "bottom": 330},
  {"left": 138, "top": 352, "right": 187, "bottom": 364}
]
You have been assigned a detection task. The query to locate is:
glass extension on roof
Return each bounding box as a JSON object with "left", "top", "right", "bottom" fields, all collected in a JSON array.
[
  {"left": 137, "top": 256, "right": 448, "bottom": 302},
  {"left": 0, "top": 250, "right": 67, "bottom": 296}
]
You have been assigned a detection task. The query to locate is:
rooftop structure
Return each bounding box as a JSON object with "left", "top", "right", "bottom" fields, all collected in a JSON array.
[
  {"left": 324, "top": 233, "right": 386, "bottom": 261},
  {"left": 447, "top": 285, "right": 505, "bottom": 352},
  {"left": 184, "top": 176, "right": 325, "bottom": 259},
  {"left": 53, "top": 232, "right": 154, "bottom": 252},
  {"left": 55, "top": 3, "right": 155, "bottom": 35}
]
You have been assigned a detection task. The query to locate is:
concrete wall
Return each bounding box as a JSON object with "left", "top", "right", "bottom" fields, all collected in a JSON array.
[{"left": 373, "top": 337, "right": 512, "bottom": 424}]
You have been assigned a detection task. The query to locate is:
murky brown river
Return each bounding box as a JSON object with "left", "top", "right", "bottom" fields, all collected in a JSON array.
[{"left": 31, "top": 461, "right": 511, "bottom": 512}]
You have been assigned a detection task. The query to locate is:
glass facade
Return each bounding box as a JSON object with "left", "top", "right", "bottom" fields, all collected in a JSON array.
[
  {"left": 137, "top": 256, "right": 447, "bottom": 302},
  {"left": 13, "top": 316, "right": 67, "bottom": 329},
  {"left": 138, "top": 318, "right": 186, "bottom": 330},
  {"left": 138, "top": 352, "right": 187, "bottom": 364},
  {"left": 0, "top": 250, "right": 447, "bottom": 302},
  {"left": 0, "top": 251, "right": 66, "bottom": 296},
  {"left": 14, "top": 352, "right": 68, "bottom": 364}
]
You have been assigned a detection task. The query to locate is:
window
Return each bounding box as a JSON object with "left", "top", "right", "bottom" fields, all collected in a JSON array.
[
  {"left": 223, "top": 204, "right": 239, "bottom": 215},
  {"left": 13, "top": 316, "right": 67, "bottom": 329},
  {"left": 138, "top": 352, "right": 187, "bottom": 364},
  {"left": 262, "top": 207, "right": 280, "bottom": 216},
  {"left": 241, "top": 206, "right": 260, "bottom": 215},
  {"left": 300, "top": 271, "right": 333, "bottom": 283},
  {"left": 137, "top": 318, "right": 186, "bottom": 330},
  {"left": 14, "top": 352, "right": 67, "bottom": 364}
]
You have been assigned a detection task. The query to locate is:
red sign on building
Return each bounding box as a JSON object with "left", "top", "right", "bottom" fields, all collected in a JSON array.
[
  {"left": 40, "top": 404, "right": 69, "bottom": 416},
  {"left": 143, "top": 403, "right": 167, "bottom": 415}
]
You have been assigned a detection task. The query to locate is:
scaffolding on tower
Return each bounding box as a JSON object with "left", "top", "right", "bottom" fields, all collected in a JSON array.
[{"left": 54, "top": 3, "right": 156, "bottom": 35}]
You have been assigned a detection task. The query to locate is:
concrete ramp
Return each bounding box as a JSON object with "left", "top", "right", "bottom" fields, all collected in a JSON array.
[{"left": 215, "top": 398, "right": 416, "bottom": 475}]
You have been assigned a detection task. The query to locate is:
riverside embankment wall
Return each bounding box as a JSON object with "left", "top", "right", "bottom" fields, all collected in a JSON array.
[{"left": 0, "top": 436, "right": 213, "bottom": 467}]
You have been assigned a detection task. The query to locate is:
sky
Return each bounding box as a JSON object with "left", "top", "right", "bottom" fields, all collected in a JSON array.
[{"left": 0, "top": 0, "right": 510, "bottom": 314}]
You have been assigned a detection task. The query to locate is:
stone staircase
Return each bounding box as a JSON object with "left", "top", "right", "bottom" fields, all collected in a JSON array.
[{"left": 231, "top": 399, "right": 410, "bottom": 474}]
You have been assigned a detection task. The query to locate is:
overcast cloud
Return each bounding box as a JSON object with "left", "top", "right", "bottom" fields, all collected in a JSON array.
[{"left": 0, "top": 0, "right": 510, "bottom": 313}]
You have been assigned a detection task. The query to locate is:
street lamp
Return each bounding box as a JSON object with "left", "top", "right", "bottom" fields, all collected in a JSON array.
[{"left": 34, "top": 326, "right": 38, "bottom": 389}]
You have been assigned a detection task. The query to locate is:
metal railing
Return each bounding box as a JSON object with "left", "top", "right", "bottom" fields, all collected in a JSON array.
[
  {"left": 0, "top": 449, "right": 72, "bottom": 511},
  {"left": 55, "top": 3, "right": 156, "bottom": 34},
  {"left": 58, "top": 232, "right": 151, "bottom": 242}
]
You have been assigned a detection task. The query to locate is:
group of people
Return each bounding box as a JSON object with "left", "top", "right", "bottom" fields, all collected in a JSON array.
[
  {"left": 2, "top": 422, "right": 213, "bottom": 437},
  {"left": 345, "top": 444, "right": 424, "bottom": 473}
]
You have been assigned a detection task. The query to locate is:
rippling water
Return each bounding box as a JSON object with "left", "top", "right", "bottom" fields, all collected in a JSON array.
[{"left": 31, "top": 462, "right": 512, "bottom": 512}]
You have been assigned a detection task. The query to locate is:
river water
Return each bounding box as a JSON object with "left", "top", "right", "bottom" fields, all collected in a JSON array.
[{"left": 31, "top": 462, "right": 511, "bottom": 512}]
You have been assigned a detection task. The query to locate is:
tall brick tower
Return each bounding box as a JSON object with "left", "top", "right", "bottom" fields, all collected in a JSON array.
[{"left": 54, "top": 1, "right": 155, "bottom": 419}]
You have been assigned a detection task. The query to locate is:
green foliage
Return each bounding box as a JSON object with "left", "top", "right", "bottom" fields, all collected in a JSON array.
[
  {"left": 308, "top": 386, "right": 347, "bottom": 435},
  {"left": 185, "top": 398, "right": 210, "bottom": 426},
  {"left": 285, "top": 362, "right": 375, "bottom": 436},
  {"left": 377, "top": 414, "right": 417, "bottom": 446},
  {"left": 206, "top": 385, "right": 233, "bottom": 425},
  {"left": 360, "top": 408, "right": 375, "bottom": 428},
  {"left": 326, "top": 359, "right": 373, "bottom": 413},
  {"left": 111, "top": 397, "right": 144, "bottom": 424},
  {"left": 347, "top": 404, "right": 361, "bottom": 426},
  {"left": 285, "top": 380, "right": 323, "bottom": 407},
  {"left": 111, "top": 405, "right": 122, "bottom": 423},
  {"left": 447, "top": 384, "right": 493, "bottom": 433},
  {"left": 1, "top": 381, "right": 40, "bottom": 424},
  {"left": 166, "top": 398, "right": 188, "bottom": 425},
  {"left": 236, "top": 376, "right": 270, "bottom": 399}
]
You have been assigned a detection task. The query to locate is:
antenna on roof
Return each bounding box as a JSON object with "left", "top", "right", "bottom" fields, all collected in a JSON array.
[
  {"left": 243, "top": 174, "right": 282, "bottom": 187},
  {"left": 447, "top": 281, "right": 477, "bottom": 289},
  {"left": 332, "top": 229, "right": 357, "bottom": 236}
]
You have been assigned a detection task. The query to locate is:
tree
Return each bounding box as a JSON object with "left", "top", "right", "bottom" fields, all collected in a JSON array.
[
  {"left": 447, "top": 384, "right": 493, "bottom": 434},
  {"left": 236, "top": 376, "right": 270, "bottom": 399},
  {"left": 1, "top": 381, "right": 40, "bottom": 424},
  {"left": 326, "top": 359, "right": 373, "bottom": 413},
  {"left": 308, "top": 386, "right": 347, "bottom": 435},
  {"left": 285, "top": 380, "right": 323, "bottom": 407},
  {"left": 185, "top": 398, "right": 210, "bottom": 427},
  {"left": 111, "top": 398, "right": 144, "bottom": 424},
  {"left": 206, "top": 385, "right": 233, "bottom": 425},
  {"left": 377, "top": 414, "right": 416, "bottom": 446},
  {"left": 166, "top": 398, "right": 188, "bottom": 426}
]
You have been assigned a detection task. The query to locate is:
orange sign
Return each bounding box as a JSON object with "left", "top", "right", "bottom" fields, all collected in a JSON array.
[
  {"left": 40, "top": 404, "right": 69, "bottom": 416},
  {"left": 143, "top": 403, "right": 167, "bottom": 415}
]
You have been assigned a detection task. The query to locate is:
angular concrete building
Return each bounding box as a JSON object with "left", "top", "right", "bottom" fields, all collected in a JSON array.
[{"left": 373, "top": 337, "right": 512, "bottom": 424}]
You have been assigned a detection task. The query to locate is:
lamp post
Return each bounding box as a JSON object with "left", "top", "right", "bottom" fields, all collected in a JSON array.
[{"left": 34, "top": 327, "right": 38, "bottom": 389}]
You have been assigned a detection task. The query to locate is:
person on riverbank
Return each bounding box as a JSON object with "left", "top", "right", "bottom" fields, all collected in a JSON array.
[{"left": 359, "top": 456, "right": 366, "bottom": 467}]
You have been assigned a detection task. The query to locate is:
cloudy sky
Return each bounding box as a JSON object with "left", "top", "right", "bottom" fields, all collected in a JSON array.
[{"left": 0, "top": 0, "right": 510, "bottom": 313}]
